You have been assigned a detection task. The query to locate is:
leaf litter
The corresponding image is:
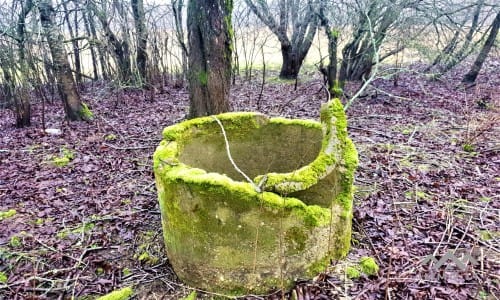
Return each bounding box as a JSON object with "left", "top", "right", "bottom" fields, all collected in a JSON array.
[{"left": 0, "top": 60, "right": 498, "bottom": 299}]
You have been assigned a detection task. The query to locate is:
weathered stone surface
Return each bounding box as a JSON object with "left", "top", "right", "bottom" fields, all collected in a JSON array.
[{"left": 153, "top": 99, "right": 357, "bottom": 295}]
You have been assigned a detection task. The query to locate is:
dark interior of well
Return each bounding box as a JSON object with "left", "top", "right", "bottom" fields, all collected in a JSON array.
[{"left": 178, "top": 121, "right": 322, "bottom": 181}]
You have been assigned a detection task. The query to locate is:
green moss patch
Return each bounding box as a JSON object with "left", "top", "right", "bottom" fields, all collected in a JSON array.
[
  {"left": 0, "top": 271, "right": 8, "bottom": 283},
  {"left": 359, "top": 256, "right": 379, "bottom": 276},
  {"left": 95, "top": 286, "right": 133, "bottom": 300},
  {"left": 0, "top": 209, "right": 16, "bottom": 221},
  {"left": 50, "top": 147, "right": 75, "bottom": 167}
]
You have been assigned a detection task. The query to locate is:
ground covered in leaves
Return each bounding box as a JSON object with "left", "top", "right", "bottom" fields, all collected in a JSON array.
[{"left": 0, "top": 60, "right": 499, "bottom": 300}]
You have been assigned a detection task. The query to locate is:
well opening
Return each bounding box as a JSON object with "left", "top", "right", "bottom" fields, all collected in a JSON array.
[{"left": 179, "top": 120, "right": 323, "bottom": 181}]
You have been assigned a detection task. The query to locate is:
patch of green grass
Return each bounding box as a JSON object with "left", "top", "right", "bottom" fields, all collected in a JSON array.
[
  {"left": 122, "top": 267, "right": 132, "bottom": 276},
  {"left": 182, "top": 291, "right": 197, "bottom": 300},
  {"left": 478, "top": 230, "right": 496, "bottom": 241},
  {"left": 57, "top": 222, "right": 95, "bottom": 239},
  {"left": 95, "top": 286, "right": 133, "bottom": 300},
  {"left": 479, "top": 197, "right": 491, "bottom": 202}
]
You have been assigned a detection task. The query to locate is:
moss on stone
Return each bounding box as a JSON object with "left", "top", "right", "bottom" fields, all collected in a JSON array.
[
  {"left": 95, "top": 286, "right": 133, "bottom": 300},
  {"left": 153, "top": 102, "right": 357, "bottom": 294}
]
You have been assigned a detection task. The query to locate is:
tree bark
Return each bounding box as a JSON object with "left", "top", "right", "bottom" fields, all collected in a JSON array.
[
  {"left": 83, "top": 8, "right": 108, "bottom": 80},
  {"left": 39, "top": 0, "right": 91, "bottom": 121},
  {"left": 279, "top": 43, "right": 307, "bottom": 79},
  {"left": 91, "top": 1, "right": 132, "bottom": 83},
  {"left": 11, "top": 0, "right": 33, "bottom": 127},
  {"left": 172, "top": 0, "right": 189, "bottom": 80},
  {"left": 62, "top": 0, "right": 82, "bottom": 85},
  {"left": 463, "top": 11, "right": 500, "bottom": 83},
  {"left": 132, "top": 0, "right": 148, "bottom": 86},
  {"left": 187, "top": 0, "right": 232, "bottom": 118}
]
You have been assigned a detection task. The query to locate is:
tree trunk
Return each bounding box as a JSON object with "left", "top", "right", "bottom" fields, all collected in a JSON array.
[
  {"left": 463, "top": 12, "right": 500, "bottom": 83},
  {"left": 187, "top": 0, "right": 232, "bottom": 118},
  {"left": 14, "top": 86, "right": 31, "bottom": 128},
  {"left": 82, "top": 9, "right": 99, "bottom": 81},
  {"left": 325, "top": 29, "right": 340, "bottom": 96},
  {"left": 172, "top": 0, "right": 189, "bottom": 80},
  {"left": 243, "top": 0, "right": 318, "bottom": 80},
  {"left": 0, "top": 58, "right": 31, "bottom": 128},
  {"left": 84, "top": 9, "right": 108, "bottom": 80},
  {"left": 279, "top": 44, "right": 306, "bottom": 79},
  {"left": 39, "top": 0, "right": 91, "bottom": 121},
  {"left": 62, "top": 0, "right": 82, "bottom": 85},
  {"left": 91, "top": 1, "right": 132, "bottom": 83},
  {"left": 132, "top": 0, "right": 148, "bottom": 86}
]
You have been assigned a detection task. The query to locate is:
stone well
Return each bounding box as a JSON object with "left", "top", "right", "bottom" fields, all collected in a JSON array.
[{"left": 153, "top": 99, "right": 358, "bottom": 295}]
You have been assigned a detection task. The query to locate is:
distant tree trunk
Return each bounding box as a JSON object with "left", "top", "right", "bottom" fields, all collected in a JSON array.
[
  {"left": 83, "top": 8, "right": 108, "bottom": 80},
  {"left": 187, "top": 0, "right": 232, "bottom": 118},
  {"left": 172, "top": 0, "right": 189, "bottom": 80},
  {"left": 243, "top": 0, "right": 318, "bottom": 79},
  {"left": 91, "top": 1, "right": 132, "bottom": 83},
  {"left": 39, "top": 0, "right": 91, "bottom": 121},
  {"left": 317, "top": 2, "right": 340, "bottom": 96},
  {"left": 82, "top": 9, "right": 99, "bottom": 81},
  {"left": 280, "top": 43, "right": 309, "bottom": 79},
  {"left": 132, "top": 0, "right": 148, "bottom": 86},
  {"left": 62, "top": 0, "right": 82, "bottom": 85},
  {"left": 0, "top": 56, "right": 31, "bottom": 128},
  {"left": 10, "top": 0, "right": 33, "bottom": 127},
  {"left": 463, "top": 12, "right": 500, "bottom": 83},
  {"left": 339, "top": 3, "right": 398, "bottom": 82}
]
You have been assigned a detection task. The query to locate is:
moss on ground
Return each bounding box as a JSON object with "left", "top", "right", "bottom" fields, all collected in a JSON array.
[
  {"left": 95, "top": 286, "right": 133, "bottom": 300},
  {"left": 0, "top": 209, "right": 16, "bottom": 221}
]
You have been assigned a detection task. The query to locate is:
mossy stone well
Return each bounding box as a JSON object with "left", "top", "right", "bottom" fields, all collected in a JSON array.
[{"left": 153, "top": 99, "right": 358, "bottom": 295}]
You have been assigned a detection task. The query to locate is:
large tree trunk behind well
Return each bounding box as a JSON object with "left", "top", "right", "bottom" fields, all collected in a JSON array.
[{"left": 187, "top": 0, "right": 232, "bottom": 118}]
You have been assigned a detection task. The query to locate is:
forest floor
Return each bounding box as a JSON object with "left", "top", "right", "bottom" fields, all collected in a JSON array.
[{"left": 0, "top": 60, "right": 499, "bottom": 300}]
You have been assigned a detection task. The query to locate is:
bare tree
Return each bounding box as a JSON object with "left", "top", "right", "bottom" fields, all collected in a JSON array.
[
  {"left": 132, "top": 0, "right": 148, "bottom": 86},
  {"left": 172, "top": 0, "right": 188, "bottom": 80},
  {"left": 463, "top": 11, "right": 500, "bottom": 83},
  {"left": 187, "top": 0, "right": 233, "bottom": 117},
  {"left": 90, "top": 0, "right": 133, "bottom": 84},
  {"left": 39, "top": 0, "right": 92, "bottom": 121},
  {"left": 243, "top": 0, "right": 319, "bottom": 79}
]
